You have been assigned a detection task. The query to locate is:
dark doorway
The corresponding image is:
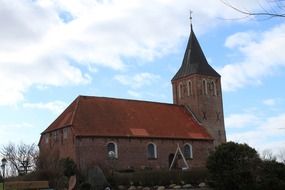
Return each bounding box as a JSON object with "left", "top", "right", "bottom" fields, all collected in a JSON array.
[{"left": 169, "top": 153, "right": 177, "bottom": 168}]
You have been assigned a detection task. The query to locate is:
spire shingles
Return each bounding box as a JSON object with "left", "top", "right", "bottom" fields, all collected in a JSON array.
[{"left": 172, "top": 27, "right": 220, "bottom": 81}]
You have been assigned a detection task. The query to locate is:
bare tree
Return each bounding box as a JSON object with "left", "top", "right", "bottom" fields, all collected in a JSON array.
[
  {"left": 221, "top": 0, "right": 285, "bottom": 19},
  {"left": 261, "top": 149, "right": 277, "bottom": 161},
  {"left": 278, "top": 149, "right": 285, "bottom": 163},
  {"left": 1, "top": 143, "right": 38, "bottom": 176}
]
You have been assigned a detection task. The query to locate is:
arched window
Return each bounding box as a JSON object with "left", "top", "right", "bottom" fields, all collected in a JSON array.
[
  {"left": 202, "top": 79, "right": 207, "bottom": 95},
  {"left": 107, "top": 142, "right": 118, "bottom": 159},
  {"left": 213, "top": 81, "right": 217, "bottom": 96},
  {"left": 147, "top": 143, "right": 157, "bottom": 159},
  {"left": 178, "top": 82, "right": 183, "bottom": 98},
  {"left": 45, "top": 134, "right": 49, "bottom": 144},
  {"left": 209, "top": 80, "right": 216, "bottom": 96},
  {"left": 53, "top": 131, "right": 58, "bottom": 142},
  {"left": 63, "top": 128, "right": 68, "bottom": 139},
  {"left": 183, "top": 144, "right": 193, "bottom": 159},
  {"left": 187, "top": 80, "right": 192, "bottom": 96}
]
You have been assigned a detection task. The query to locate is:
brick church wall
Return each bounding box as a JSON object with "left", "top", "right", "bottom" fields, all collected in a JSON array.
[
  {"left": 75, "top": 137, "right": 213, "bottom": 171},
  {"left": 39, "top": 127, "right": 76, "bottom": 161}
]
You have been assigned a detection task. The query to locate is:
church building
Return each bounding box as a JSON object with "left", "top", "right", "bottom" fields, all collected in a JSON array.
[{"left": 39, "top": 24, "right": 226, "bottom": 172}]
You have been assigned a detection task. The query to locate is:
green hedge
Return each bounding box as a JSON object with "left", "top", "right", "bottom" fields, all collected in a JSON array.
[{"left": 107, "top": 168, "right": 208, "bottom": 187}]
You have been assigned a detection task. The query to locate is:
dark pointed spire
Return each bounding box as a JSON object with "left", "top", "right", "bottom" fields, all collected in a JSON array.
[
  {"left": 172, "top": 23, "right": 220, "bottom": 81},
  {"left": 190, "top": 10, "right": 193, "bottom": 31}
]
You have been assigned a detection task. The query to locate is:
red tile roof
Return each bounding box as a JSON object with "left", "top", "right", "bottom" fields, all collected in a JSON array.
[{"left": 42, "top": 96, "right": 212, "bottom": 140}]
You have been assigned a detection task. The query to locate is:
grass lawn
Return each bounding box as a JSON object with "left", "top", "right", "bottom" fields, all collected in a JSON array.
[{"left": 0, "top": 183, "right": 3, "bottom": 190}]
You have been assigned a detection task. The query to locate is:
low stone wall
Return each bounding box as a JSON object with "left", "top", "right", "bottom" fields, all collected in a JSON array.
[
  {"left": 117, "top": 182, "right": 212, "bottom": 190},
  {"left": 5, "top": 181, "right": 49, "bottom": 190}
]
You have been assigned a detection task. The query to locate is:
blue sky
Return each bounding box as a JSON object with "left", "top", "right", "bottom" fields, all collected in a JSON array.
[{"left": 0, "top": 0, "right": 285, "bottom": 156}]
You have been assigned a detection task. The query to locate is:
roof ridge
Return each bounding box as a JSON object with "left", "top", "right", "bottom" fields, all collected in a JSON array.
[
  {"left": 70, "top": 95, "right": 81, "bottom": 125},
  {"left": 77, "top": 95, "right": 183, "bottom": 107},
  {"left": 184, "top": 105, "right": 202, "bottom": 124},
  {"left": 41, "top": 96, "right": 79, "bottom": 134},
  {"left": 75, "top": 134, "right": 212, "bottom": 141}
]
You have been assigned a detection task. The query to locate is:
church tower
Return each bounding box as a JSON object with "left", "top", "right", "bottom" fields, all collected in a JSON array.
[{"left": 171, "top": 24, "right": 226, "bottom": 146}]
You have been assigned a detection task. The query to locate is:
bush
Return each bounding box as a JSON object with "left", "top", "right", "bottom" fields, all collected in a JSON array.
[
  {"left": 60, "top": 157, "right": 77, "bottom": 177},
  {"left": 108, "top": 168, "right": 208, "bottom": 187},
  {"left": 79, "top": 182, "right": 92, "bottom": 190},
  {"left": 35, "top": 154, "right": 78, "bottom": 189},
  {"left": 206, "top": 142, "right": 285, "bottom": 190},
  {"left": 257, "top": 160, "right": 285, "bottom": 190},
  {"left": 207, "top": 142, "right": 261, "bottom": 190}
]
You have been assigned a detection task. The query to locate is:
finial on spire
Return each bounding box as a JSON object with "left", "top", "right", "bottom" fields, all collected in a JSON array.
[{"left": 189, "top": 10, "right": 193, "bottom": 30}]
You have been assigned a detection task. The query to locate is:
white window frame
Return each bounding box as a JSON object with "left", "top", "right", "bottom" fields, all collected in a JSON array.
[
  {"left": 183, "top": 143, "right": 193, "bottom": 159},
  {"left": 147, "top": 142, "right": 157, "bottom": 159},
  {"left": 63, "top": 128, "right": 68, "bottom": 139},
  {"left": 202, "top": 79, "right": 207, "bottom": 95},
  {"left": 53, "top": 131, "right": 58, "bottom": 141},
  {"left": 45, "top": 134, "right": 49, "bottom": 144},
  {"left": 107, "top": 141, "right": 118, "bottom": 159},
  {"left": 178, "top": 82, "right": 183, "bottom": 98},
  {"left": 211, "top": 80, "right": 217, "bottom": 96},
  {"left": 187, "top": 80, "right": 192, "bottom": 96}
]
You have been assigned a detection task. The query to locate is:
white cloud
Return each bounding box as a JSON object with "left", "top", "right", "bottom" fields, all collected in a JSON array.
[
  {"left": 227, "top": 112, "right": 285, "bottom": 154},
  {"left": 23, "top": 101, "right": 67, "bottom": 114},
  {"left": 0, "top": 122, "right": 38, "bottom": 145},
  {"left": 127, "top": 90, "right": 142, "bottom": 98},
  {"left": 263, "top": 98, "right": 277, "bottom": 106},
  {"left": 0, "top": 61, "right": 91, "bottom": 106},
  {"left": 261, "top": 113, "right": 285, "bottom": 134},
  {"left": 0, "top": 122, "right": 34, "bottom": 130},
  {"left": 220, "top": 24, "right": 285, "bottom": 91},
  {"left": 115, "top": 72, "right": 160, "bottom": 89},
  {"left": 0, "top": 0, "right": 266, "bottom": 105},
  {"left": 225, "top": 113, "right": 260, "bottom": 128},
  {"left": 225, "top": 32, "right": 256, "bottom": 49}
]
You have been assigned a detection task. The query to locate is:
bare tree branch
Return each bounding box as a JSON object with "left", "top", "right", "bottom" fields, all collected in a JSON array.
[
  {"left": 1, "top": 143, "right": 38, "bottom": 176},
  {"left": 261, "top": 149, "right": 277, "bottom": 161},
  {"left": 221, "top": 0, "right": 285, "bottom": 19},
  {"left": 278, "top": 149, "right": 285, "bottom": 163}
]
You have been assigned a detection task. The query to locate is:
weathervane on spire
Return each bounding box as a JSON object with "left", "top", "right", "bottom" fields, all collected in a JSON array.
[{"left": 189, "top": 10, "right": 193, "bottom": 30}]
